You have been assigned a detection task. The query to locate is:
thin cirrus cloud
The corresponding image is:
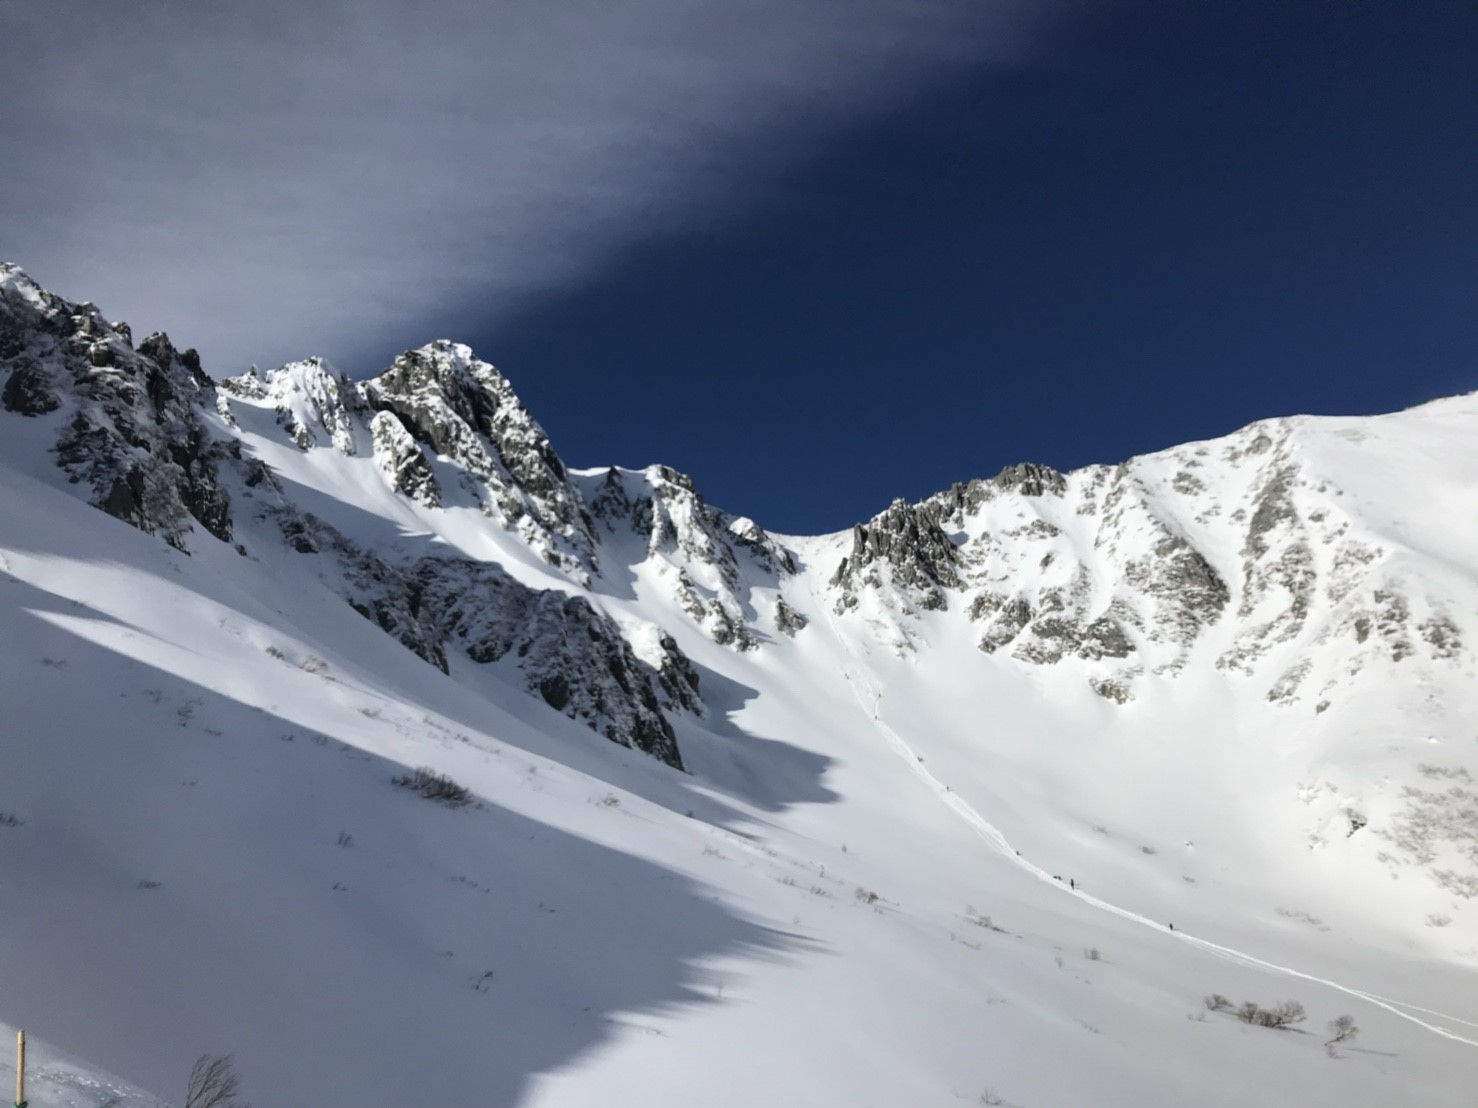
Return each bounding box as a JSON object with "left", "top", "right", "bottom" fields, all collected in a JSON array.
[{"left": 0, "top": 0, "right": 1061, "bottom": 374}]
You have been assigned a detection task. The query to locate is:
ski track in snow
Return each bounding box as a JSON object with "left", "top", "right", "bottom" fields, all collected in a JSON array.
[{"left": 816, "top": 597, "right": 1478, "bottom": 1050}]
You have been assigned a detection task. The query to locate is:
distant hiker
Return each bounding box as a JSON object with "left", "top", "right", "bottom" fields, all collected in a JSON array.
[
  {"left": 1168, "top": 922, "right": 1175, "bottom": 932},
  {"left": 1069, "top": 878, "right": 1075, "bottom": 890}
]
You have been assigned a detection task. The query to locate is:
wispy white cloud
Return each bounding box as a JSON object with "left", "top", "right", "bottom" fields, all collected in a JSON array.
[{"left": 0, "top": 0, "right": 1060, "bottom": 372}]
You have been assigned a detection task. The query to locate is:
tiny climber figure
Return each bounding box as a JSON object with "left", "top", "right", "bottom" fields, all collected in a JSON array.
[
  {"left": 1168, "top": 922, "right": 1175, "bottom": 931},
  {"left": 1069, "top": 878, "right": 1075, "bottom": 890}
]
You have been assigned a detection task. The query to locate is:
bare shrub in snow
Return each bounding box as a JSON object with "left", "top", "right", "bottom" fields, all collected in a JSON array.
[
  {"left": 1325, "top": 1014, "right": 1359, "bottom": 1047},
  {"left": 393, "top": 766, "right": 471, "bottom": 807},
  {"left": 0, "top": 812, "right": 23, "bottom": 828},
  {"left": 298, "top": 654, "right": 329, "bottom": 675},
  {"left": 1258, "top": 1000, "right": 1306, "bottom": 1028},
  {"left": 855, "top": 886, "right": 879, "bottom": 904},
  {"left": 1204, "top": 993, "right": 1231, "bottom": 1012},
  {"left": 184, "top": 1053, "right": 247, "bottom": 1108},
  {"left": 1084, "top": 947, "right": 1101, "bottom": 961},
  {"left": 1236, "top": 999, "right": 1305, "bottom": 1028},
  {"left": 964, "top": 906, "right": 1006, "bottom": 932}
]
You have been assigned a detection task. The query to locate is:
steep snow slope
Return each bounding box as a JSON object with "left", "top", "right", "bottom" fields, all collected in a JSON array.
[{"left": 1, "top": 262, "right": 1476, "bottom": 1106}]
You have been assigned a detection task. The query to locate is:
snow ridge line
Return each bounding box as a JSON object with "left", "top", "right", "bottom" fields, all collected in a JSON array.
[{"left": 815, "top": 595, "right": 1478, "bottom": 1050}]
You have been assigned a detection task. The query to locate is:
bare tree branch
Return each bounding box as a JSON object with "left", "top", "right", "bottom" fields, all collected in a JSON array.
[{"left": 184, "top": 1053, "right": 248, "bottom": 1108}]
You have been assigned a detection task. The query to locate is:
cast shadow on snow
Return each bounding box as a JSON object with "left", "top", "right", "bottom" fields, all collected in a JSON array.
[
  {"left": 0, "top": 580, "right": 818, "bottom": 1108},
  {"left": 679, "top": 658, "right": 839, "bottom": 816},
  {"left": 237, "top": 463, "right": 840, "bottom": 820}
]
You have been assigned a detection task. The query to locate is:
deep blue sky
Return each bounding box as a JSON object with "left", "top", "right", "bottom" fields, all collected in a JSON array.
[
  {"left": 439, "top": 0, "right": 1478, "bottom": 535},
  {"left": 4, "top": 2, "right": 1473, "bottom": 537}
]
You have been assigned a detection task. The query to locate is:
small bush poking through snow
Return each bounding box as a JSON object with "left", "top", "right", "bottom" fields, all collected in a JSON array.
[
  {"left": 0, "top": 812, "right": 23, "bottom": 828},
  {"left": 393, "top": 766, "right": 471, "bottom": 807},
  {"left": 1234, "top": 999, "right": 1306, "bottom": 1028},
  {"left": 1204, "top": 993, "right": 1232, "bottom": 1012},
  {"left": 855, "top": 886, "right": 879, "bottom": 904},
  {"left": 1325, "top": 1014, "right": 1359, "bottom": 1046},
  {"left": 1084, "top": 947, "right": 1102, "bottom": 961}
]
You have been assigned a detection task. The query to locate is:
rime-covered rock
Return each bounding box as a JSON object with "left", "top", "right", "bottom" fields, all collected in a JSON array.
[
  {"left": 369, "top": 411, "right": 441, "bottom": 507},
  {"left": 584, "top": 464, "right": 792, "bottom": 649},
  {"left": 830, "top": 498, "right": 961, "bottom": 612},
  {"left": 0, "top": 263, "right": 232, "bottom": 551},
  {"left": 362, "top": 342, "right": 598, "bottom": 574}
]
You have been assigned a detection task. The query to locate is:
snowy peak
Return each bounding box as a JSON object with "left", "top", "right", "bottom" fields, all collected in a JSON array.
[
  {"left": 362, "top": 341, "right": 597, "bottom": 573},
  {"left": 220, "top": 357, "right": 363, "bottom": 455},
  {"left": 583, "top": 463, "right": 795, "bottom": 649}
]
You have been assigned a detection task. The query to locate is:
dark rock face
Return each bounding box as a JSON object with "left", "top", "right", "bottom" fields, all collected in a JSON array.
[
  {"left": 831, "top": 498, "right": 961, "bottom": 611},
  {"left": 369, "top": 411, "right": 442, "bottom": 507},
  {"left": 0, "top": 264, "right": 231, "bottom": 551},
  {"left": 929, "top": 463, "right": 1068, "bottom": 525},
  {"left": 419, "top": 567, "right": 688, "bottom": 769},
  {"left": 362, "top": 342, "right": 598, "bottom": 573},
  {"left": 774, "top": 597, "right": 809, "bottom": 635},
  {"left": 2, "top": 362, "right": 60, "bottom": 415},
  {"left": 991, "top": 462, "right": 1068, "bottom": 498},
  {"left": 260, "top": 501, "right": 695, "bottom": 769}
]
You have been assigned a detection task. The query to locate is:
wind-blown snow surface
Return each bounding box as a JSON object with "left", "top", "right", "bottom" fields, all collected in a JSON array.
[{"left": 1, "top": 263, "right": 1477, "bottom": 1106}]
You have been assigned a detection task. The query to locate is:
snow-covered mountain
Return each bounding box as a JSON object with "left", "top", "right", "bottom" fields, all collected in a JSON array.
[{"left": 2, "top": 261, "right": 1476, "bottom": 1107}]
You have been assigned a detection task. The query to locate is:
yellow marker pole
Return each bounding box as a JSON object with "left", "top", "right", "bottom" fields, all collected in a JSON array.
[{"left": 14, "top": 1029, "right": 25, "bottom": 1108}]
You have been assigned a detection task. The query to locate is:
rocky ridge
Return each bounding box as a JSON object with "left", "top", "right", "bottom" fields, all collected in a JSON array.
[
  {"left": 4, "top": 260, "right": 1472, "bottom": 780},
  {"left": 827, "top": 419, "right": 1466, "bottom": 714},
  {"left": 0, "top": 265, "right": 792, "bottom": 767}
]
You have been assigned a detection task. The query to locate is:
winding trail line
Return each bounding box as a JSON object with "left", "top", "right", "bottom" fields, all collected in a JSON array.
[{"left": 818, "top": 596, "right": 1478, "bottom": 1049}]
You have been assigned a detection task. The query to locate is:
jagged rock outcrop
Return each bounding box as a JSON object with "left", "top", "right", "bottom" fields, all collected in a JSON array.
[
  {"left": 255, "top": 497, "right": 695, "bottom": 769},
  {"left": 831, "top": 498, "right": 962, "bottom": 612},
  {"left": 369, "top": 411, "right": 442, "bottom": 507},
  {"left": 362, "top": 342, "right": 598, "bottom": 576},
  {"left": 585, "top": 464, "right": 794, "bottom": 648},
  {"left": 929, "top": 462, "right": 1069, "bottom": 526},
  {"left": 416, "top": 563, "right": 690, "bottom": 768},
  {"left": 0, "top": 264, "right": 232, "bottom": 551}
]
